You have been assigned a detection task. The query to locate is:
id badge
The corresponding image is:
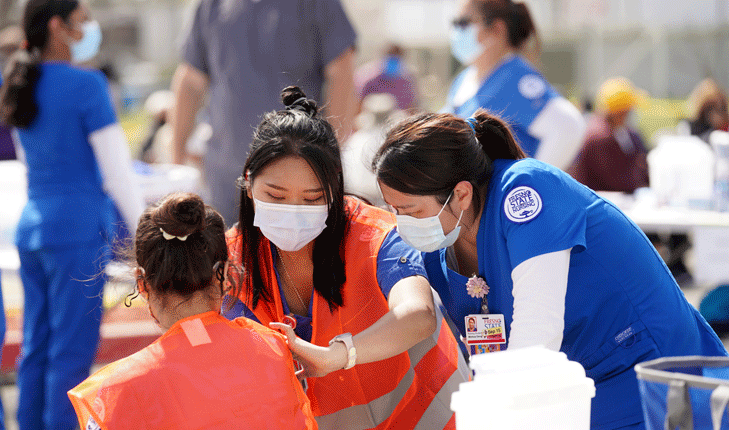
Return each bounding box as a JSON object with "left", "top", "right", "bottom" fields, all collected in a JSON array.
[{"left": 464, "top": 314, "right": 506, "bottom": 356}]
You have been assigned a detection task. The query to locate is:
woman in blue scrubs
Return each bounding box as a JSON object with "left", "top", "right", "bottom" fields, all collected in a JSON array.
[
  {"left": 446, "top": 0, "right": 585, "bottom": 170},
  {"left": 0, "top": 1, "right": 144, "bottom": 428},
  {"left": 373, "top": 109, "right": 728, "bottom": 430}
]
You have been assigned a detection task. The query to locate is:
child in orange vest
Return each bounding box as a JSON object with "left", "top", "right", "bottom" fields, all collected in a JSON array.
[{"left": 68, "top": 193, "right": 317, "bottom": 430}]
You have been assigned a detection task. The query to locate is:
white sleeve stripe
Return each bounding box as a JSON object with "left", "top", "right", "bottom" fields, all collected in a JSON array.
[
  {"left": 89, "top": 123, "right": 145, "bottom": 232},
  {"left": 508, "top": 248, "right": 571, "bottom": 351},
  {"left": 529, "top": 97, "right": 587, "bottom": 171}
]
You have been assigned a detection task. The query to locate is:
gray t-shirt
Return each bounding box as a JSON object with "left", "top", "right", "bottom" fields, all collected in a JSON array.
[{"left": 182, "top": 0, "right": 356, "bottom": 222}]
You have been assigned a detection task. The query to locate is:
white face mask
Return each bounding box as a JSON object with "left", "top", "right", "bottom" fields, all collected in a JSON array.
[
  {"left": 395, "top": 193, "right": 464, "bottom": 253},
  {"left": 253, "top": 198, "right": 329, "bottom": 252},
  {"left": 68, "top": 20, "right": 102, "bottom": 64},
  {"left": 450, "top": 23, "right": 485, "bottom": 65}
]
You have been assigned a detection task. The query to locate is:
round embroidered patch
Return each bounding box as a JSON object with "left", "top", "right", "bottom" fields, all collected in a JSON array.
[
  {"left": 504, "top": 186, "right": 542, "bottom": 223},
  {"left": 518, "top": 74, "right": 546, "bottom": 100}
]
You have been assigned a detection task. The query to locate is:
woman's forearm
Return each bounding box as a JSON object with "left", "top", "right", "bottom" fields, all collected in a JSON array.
[{"left": 351, "top": 277, "right": 437, "bottom": 364}]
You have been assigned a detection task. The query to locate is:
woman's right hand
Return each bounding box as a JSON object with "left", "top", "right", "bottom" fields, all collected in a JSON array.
[{"left": 269, "top": 322, "right": 348, "bottom": 379}]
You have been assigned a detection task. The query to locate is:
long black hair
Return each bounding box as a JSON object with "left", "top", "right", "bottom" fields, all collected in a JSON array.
[
  {"left": 238, "top": 85, "right": 347, "bottom": 311},
  {"left": 0, "top": 0, "right": 79, "bottom": 128},
  {"left": 374, "top": 108, "right": 526, "bottom": 215}
]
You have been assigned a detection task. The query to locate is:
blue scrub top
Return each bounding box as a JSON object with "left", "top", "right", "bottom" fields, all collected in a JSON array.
[
  {"left": 424, "top": 158, "right": 727, "bottom": 429},
  {"left": 445, "top": 55, "right": 558, "bottom": 157},
  {"left": 225, "top": 228, "right": 426, "bottom": 342},
  {"left": 14, "top": 63, "right": 120, "bottom": 251}
]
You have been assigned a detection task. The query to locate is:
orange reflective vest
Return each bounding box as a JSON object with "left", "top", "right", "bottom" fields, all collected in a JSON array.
[
  {"left": 68, "top": 311, "right": 317, "bottom": 430},
  {"left": 227, "top": 197, "right": 466, "bottom": 430}
]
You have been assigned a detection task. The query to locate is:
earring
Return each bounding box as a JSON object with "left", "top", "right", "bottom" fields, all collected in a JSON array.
[{"left": 124, "top": 289, "right": 139, "bottom": 308}]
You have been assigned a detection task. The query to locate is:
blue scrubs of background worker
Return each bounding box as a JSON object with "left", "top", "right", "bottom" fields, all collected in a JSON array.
[
  {"left": 444, "top": 0, "right": 585, "bottom": 170},
  {"left": 0, "top": 1, "right": 144, "bottom": 428}
]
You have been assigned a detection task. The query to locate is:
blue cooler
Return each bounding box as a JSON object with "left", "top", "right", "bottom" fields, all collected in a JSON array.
[{"left": 636, "top": 356, "right": 729, "bottom": 430}]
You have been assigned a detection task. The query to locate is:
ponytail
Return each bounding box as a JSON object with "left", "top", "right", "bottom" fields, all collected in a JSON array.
[
  {"left": 0, "top": 0, "right": 79, "bottom": 128},
  {"left": 0, "top": 49, "right": 41, "bottom": 128},
  {"left": 508, "top": 2, "right": 536, "bottom": 49},
  {"left": 374, "top": 110, "right": 525, "bottom": 214},
  {"left": 470, "top": 108, "right": 527, "bottom": 161},
  {"left": 473, "top": 0, "right": 536, "bottom": 50}
]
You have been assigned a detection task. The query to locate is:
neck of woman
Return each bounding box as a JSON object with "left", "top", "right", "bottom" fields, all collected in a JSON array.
[
  {"left": 40, "top": 39, "right": 72, "bottom": 62},
  {"left": 152, "top": 287, "right": 222, "bottom": 331},
  {"left": 452, "top": 198, "right": 484, "bottom": 276},
  {"left": 471, "top": 44, "right": 515, "bottom": 83}
]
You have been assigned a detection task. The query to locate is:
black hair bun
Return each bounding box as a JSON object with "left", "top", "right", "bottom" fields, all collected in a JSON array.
[
  {"left": 281, "top": 85, "right": 318, "bottom": 116},
  {"left": 152, "top": 193, "right": 206, "bottom": 238}
]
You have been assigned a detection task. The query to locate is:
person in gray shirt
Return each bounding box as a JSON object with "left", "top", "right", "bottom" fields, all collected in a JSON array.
[{"left": 170, "top": 0, "right": 357, "bottom": 225}]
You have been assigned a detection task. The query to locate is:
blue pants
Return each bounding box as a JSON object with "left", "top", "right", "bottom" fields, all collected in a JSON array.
[{"left": 16, "top": 242, "right": 106, "bottom": 430}]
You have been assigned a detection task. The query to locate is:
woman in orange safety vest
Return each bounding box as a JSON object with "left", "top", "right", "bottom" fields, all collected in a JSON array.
[
  {"left": 68, "top": 193, "right": 317, "bottom": 430},
  {"left": 225, "top": 86, "right": 468, "bottom": 430}
]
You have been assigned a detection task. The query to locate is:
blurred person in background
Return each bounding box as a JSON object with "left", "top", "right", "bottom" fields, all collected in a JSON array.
[
  {"left": 0, "top": 24, "right": 22, "bottom": 161},
  {"left": 569, "top": 78, "right": 692, "bottom": 282},
  {"left": 0, "top": 0, "right": 145, "bottom": 428},
  {"left": 139, "top": 90, "right": 209, "bottom": 173},
  {"left": 0, "top": 25, "right": 22, "bottom": 69},
  {"left": 444, "top": 0, "right": 585, "bottom": 171},
  {"left": 170, "top": 0, "right": 357, "bottom": 226},
  {"left": 69, "top": 193, "right": 317, "bottom": 430},
  {"left": 569, "top": 77, "right": 649, "bottom": 194},
  {"left": 686, "top": 78, "right": 729, "bottom": 143},
  {"left": 355, "top": 43, "right": 419, "bottom": 112},
  {"left": 342, "top": 92, "right": 403, "bottom": 208}
]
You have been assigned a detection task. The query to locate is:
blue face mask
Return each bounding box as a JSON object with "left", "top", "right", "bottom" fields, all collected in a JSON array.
[
  {"left": 384, "top": 56, "right": 402, "bottom": 77},
  {"left": 70, "top": 21, "right": 102, "bottom": 64},
  {"left": 450, "top": 24, "right": 484, "bottom": 65}
]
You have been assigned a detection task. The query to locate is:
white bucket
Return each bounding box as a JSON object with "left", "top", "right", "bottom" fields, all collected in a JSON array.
[{"left": 451, "top": 346, "right": 595, "bottom": 430}]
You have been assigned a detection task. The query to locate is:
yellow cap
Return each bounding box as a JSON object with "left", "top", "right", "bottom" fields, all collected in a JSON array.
[{"left": 595, "top": 77, "right": 647, "bottom": 114}]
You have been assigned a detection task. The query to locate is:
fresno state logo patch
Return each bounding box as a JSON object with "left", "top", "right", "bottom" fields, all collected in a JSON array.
[
  {"left": 504, "top": 186, "right": 542, "bottom": 223},
  {"left": 518, "top": 74, "right": 547, "bottom": 99}
]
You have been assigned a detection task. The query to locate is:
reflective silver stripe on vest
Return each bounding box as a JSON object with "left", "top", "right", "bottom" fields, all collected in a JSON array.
[
  {"left": 407, "top": 304, "right": 445, "bottom": 366},
  {"left": 316, "top": 301, "right": 465, "bottom": 430},
  {"left": 414, "top": 370, "right": 467, "bottom": 430},
  {"left": 316, "top": 367, "right": 416, "bottom": 430}
]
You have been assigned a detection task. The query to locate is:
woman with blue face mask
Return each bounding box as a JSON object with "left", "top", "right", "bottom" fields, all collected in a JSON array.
[
  {"left": 225, "top": 86, "right": 468, "bottom": 430},
  {"left": 0, "top": 0, "right": 144, "bottom": 428},
  {"left": 446, "top": 0, "right": 585, "bottom": 171},
  {"left": 373, "top": 109, "right": 728, "bottom": 430}
]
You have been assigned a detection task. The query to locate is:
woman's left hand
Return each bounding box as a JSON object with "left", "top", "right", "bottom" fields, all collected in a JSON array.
[{"left": 270, "top": 322, "right": 348, "bottom": 379}]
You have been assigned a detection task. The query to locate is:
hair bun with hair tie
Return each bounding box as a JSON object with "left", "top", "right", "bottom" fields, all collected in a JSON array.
[
  {"left": 466, "top": 117, "right": 478, "bottom": 132},
  {"left": 286, "top": 97, "right": 308, "bottom": 109},
  {"left": 280, "top": 85, "right": 318, "bottom": 116},
  {"left": 160, "top": 227, "right": 189, "bottom": 241}
]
